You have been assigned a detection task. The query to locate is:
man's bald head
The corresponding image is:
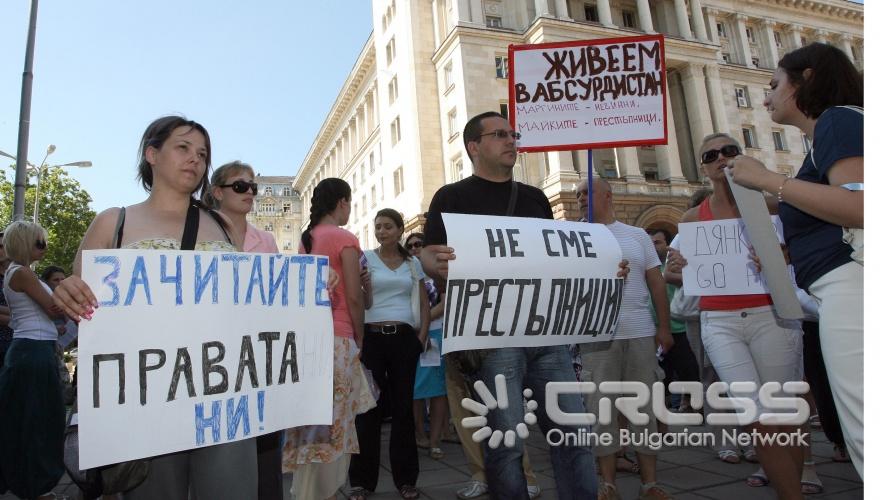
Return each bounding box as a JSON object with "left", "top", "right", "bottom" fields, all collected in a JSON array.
[{"left": 575, "top": 177, "right": 615, "bottom": 223}]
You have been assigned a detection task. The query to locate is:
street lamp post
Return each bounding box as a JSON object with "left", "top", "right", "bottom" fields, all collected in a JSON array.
[{"left": 0, "top": 146, "right": 92, "bottom": 225}]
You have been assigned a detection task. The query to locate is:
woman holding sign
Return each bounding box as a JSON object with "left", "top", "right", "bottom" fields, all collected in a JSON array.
[
  {"left": 669, "top": 133, "right": 806, "bottom": 499},
  {"left": 0, "top": 221, "right": 67, "bottom": 500},
  {"left": 727, "top": 42, "right": 863, "bottom": 479},
  {"left": 349, "top": 209, "right": 429, "bottom": 500},
  {"left": 52, "top": 116, "right": 258, "bottom": 500},
  {"left": 282, "top": 177, "right": 375, "bottom": 500}
]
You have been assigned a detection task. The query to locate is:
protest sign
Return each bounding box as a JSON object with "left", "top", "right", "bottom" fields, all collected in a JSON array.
[
  {"left": 677, "top": 216, "right": 786, "bottom": 296},
  {"left": 509, "top": 34, "right": 667, "bottom": 151},
  {"left": 441, "top": 214, "right": 623, "bottom": 353},
  {"left": 77, "top": 249, "right": 334, "bottom": 469}
]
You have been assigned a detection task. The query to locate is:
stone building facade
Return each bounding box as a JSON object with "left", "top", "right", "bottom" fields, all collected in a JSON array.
[
  {"left": 246, "top": 175, "right": 302, "bottom": 253},
  {"left": 292, "top": 0, "right": 862, "bottom": 244}
]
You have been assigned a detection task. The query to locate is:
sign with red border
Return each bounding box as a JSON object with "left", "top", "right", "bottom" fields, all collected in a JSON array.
[{"left": 509, "top": 34, "right": 667, "bottom": 152}]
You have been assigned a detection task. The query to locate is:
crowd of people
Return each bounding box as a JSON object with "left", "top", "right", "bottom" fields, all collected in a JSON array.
[{"left": 0, "top": 42, "right": 862, "bottom": 500}]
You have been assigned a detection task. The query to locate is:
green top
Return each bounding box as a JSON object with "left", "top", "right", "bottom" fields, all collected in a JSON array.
[{"left": 650, "top": 264, "right": 686, "bottom": 333}]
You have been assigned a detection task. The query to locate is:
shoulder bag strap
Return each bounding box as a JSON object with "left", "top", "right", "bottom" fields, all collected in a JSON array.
[
  {"left": 112, "top": 207, "right": 126, "bottom": 249},
  {"left": 180, "top": 202, "right": 200, "bottom": 251},
  {"left": 505, "top": 181, "right": 519, "bottom": 216}
]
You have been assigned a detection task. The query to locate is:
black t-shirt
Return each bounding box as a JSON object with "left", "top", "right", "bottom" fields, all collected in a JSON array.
[
  {"left": 778, "top": 106, "right": 862, "bottom": 289},
  {"left": 423, "top": 175, "right": 554, "bottom": 246}
]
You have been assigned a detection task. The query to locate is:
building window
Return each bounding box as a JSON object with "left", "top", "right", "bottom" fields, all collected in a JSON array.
[
  {"left": 260, "top": 202, "right": 274, "bottom": 213},
  {"left": 745, "top": 27, "right": 756, "bottom": 44},
  {"left": 369, "top": 152, "right": 375, "bottom": 173},
  {"left": 486, "top": 15, "right": 502, "bottom": 28},
  {"left": 386, "top": 37, "right": 396, "bottom": 65},
  {"left": 447, "top": 108, "right": 458, "bottom": 138},
  {"left": 721, "top": 52, "right": 731, "bottom": 63},
  {"left": 390, "top": 116, "right": 401, "bottom": 146},
  {"left": 284, "top": 223, "right": 291, "bottom": 231},
  {"left": 388, "top": 75, "right": 398, "bottom": 104},
  {"left": 360, "top": 163, "right": 365, "bottom": 183},
  {"left": 264, "top": 186, "right": 274, "bottom": 196},
  {"left": 380, "top": 177, "right": 385, "bottom": 199},
  {"left": 622, "top": 10, "right": 636, "bottom": 28},
  {"left": 773, "top": 31, "right": 783, "bottom": 48},
  {"left": 393, "top": 167, "right": 404, "bottom": 196},
  {"left": 751, "top": 56, "right": 761, "bottom": 67},
  {"left": 802, "top": 134, "right": 812, "bottom": 153},
  {"left": 772, "top": 130, "right": 787, "bottom": 151},
  {"left": 495, "top": 56, "right": 509, "bottom": 79},
  {"left": 734, "top": 86, "right": 751, "bottom": 108},
  {"left": 353, "top": 171, "right": 358, "bottom": 187},
  {"left": 282, "top": 202, "right": 291, "bottom": 213},
  {"left": 451, "top": 156, "right": 464, "bottom": 182},
  {"left": 499, "top": 102, "right": 509, "bottom": 119},
  {"left": 265, "top": 224, "right": 274, "bottom": 232},
  {"left": 717, "top": 22, "right": 727, "bottom": 38},
  {"left": 742, "top": 127, "right": 758, "bottom": 149},
  {"left": 444, "top": 62, "right": 454, "bottom": 90},
  {"left": 282, "top": 187, "right": 292, "bottom": 196},
  {"left": 584, "top": 5, "right": 598, "bottom": 22},
  {"left": 371, "top": 185, "right": 377, "bottom": 207},
  {"left": 361, "top": 195, "right": 367, "bottom": 216}
]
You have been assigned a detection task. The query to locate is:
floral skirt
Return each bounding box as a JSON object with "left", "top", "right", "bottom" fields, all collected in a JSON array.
[{"left": 282, "top": 336, "right": 375, "bottom": 470}]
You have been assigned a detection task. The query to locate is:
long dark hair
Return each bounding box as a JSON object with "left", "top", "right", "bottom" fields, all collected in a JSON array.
[
  {"left": 777, "top": 43, "right": 863, "bottom": 119},
  {"left": 137, "top": 115, "right": 212, "bottom": 197},
  {"left": 302, "top": 178, "right": 352, "bottom": 253},
  {"left": 375, "top": 208, "right": 410, "bottom": 260}
]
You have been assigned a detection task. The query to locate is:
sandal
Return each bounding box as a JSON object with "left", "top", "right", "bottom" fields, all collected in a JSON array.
[
  {"left": 742, "top": 447, "right": 759, "bottom": 463},
  {"left": 809, "top": 414, "right": 822, "bottom": 429},
  {"left": 429, "top": 447, "right": 444, "bottom": 460},
  {"left": 399, "top": 484, "right": 420, "bottom": 499},
  {"left": 717, "top": 449, "right": 741, "bottom": 464},
  {"left": 615, "top": 452, "right": 640, "bottom": 473},
  {"left": 801, "top": 463, "right": 824, "bottom": 495},
  {"left": 832, "top": 443, "right": 851, "bottom": 463},
  {"left": 415, "top": 435, "right": 430, "bottom": 449},
  {"left": 349, "top": 486, "right": 370, "bottom": 500},
  {"left": 746, "top": 468, "right": 769, "bottom": 488}
]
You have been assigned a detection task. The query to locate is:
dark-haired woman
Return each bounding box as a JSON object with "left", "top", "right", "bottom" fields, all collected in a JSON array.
[
  {"left": 728, "top": 42, "right": 863, "bottom": 478},
  {"left": 349, "top": 209, "right": 429, "bottom": 500},
  {"left": 282, "top": 177, "right": 375, "bottom": 500},
  {"left": 52, "top": 116, "right": 258, "bottom": 499}
]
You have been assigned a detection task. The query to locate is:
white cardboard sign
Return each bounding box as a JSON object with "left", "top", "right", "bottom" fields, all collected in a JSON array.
[
  {"left": 441, "top": 214, "right": 623, "bottom": 353},
  {"left": 77, "top": 250, "right": 334, "bottom": 468}
]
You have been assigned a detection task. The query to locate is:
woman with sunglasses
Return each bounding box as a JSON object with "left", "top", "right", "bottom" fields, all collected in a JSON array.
[
  {"left": 726, "top": 43, "right": 863, "bottom": 478},
  {"left": 667, "top": 133, "right": 807, "bottom": 498},
  {"left": 51, "top": 116, "right": 258, "bottom": 500},
  {"left": 0, "top": 221, "right": 67, "bottom": 500},
  {"left": 349, "top": 209, "right": 429, "bottom": 500},
  {"left": 203, "top": 161, "right": 283, "bottom": 500},
  {"left": 283, "top": 177, "right": 374, "bottom": 500}
]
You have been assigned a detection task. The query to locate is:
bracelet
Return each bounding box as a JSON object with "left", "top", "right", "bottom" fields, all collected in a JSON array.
[{"left": 776, "top": 177, "right": 792, "bottom": 203}]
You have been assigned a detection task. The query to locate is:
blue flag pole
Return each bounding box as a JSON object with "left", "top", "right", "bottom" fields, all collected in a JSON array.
[{"left": 587, "top": 149, "right": 593, "bottom": 223}]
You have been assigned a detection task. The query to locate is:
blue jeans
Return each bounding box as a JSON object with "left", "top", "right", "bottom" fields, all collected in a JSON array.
[{"left": 476, "top": 345, "right": 598, "bottom": 500}]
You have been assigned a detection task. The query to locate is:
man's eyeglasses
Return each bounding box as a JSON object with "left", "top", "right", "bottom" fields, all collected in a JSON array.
[
  {"left": 405, "top": 241, "right": 423, "bottom": 250},
  {"left": 35, "top": 240, "right": 47, "bottom": 250},
  {"left": 701, "top": 145, "right": 741, "bottom": 164},
  {"left": 479, "top": 130, "right": 522, "bottom": 141},
  {"left": 219, "top": 180, "right": 258, "bottom": 195}
]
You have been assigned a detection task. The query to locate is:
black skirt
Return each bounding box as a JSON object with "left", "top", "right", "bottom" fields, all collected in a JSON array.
[{"left": 0, "top": 338, "right": 65, "bottom": 498}]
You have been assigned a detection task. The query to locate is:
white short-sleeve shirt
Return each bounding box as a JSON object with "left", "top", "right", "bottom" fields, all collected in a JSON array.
[
  {"left": 364, "top": 250, "right": 425, "bottom": 326},
  {"left": 606, "top": 221, "right": 662, "bottom": 340}
]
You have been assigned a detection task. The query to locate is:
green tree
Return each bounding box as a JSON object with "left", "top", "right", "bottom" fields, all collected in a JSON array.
[{"left": 0, "top": 168, "right": 96, "bottom": 275}]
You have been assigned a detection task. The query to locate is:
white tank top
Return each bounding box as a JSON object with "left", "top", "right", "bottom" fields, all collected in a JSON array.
[{"left": 2, "top": 264, "right": 58, "bottom": 341}]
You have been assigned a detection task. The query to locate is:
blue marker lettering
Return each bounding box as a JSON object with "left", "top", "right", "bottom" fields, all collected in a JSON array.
[
  {"left": 289, "top": 255, "right": 315, "bottom": 307},
  {"left": 268, "top": 255, "right": 289, "bottom": 306},
  {"left": 226, "top": 395, "right": 251, "bottom": 440},
  {"left": 221, "top": 254, "right": 251, "bottom": 304},
  {"left": 315, "top": 257, "right": 330, "bottom": 307},
  {"left": 160, "top": 255, "right": 183, "bottom": 305},
  {"left": 245, "top": 255, "right": 266, "bottom": 305},
  {"left": 194, "top": 255, "right": 219, "bottom": 305},
  {"left": 94, "top": 256, "right": 120, "bottom": 307},
  {"left": 124, "top": 256, "right": 152, "bottom": 306},
  {"left": 194, "top": 400, "right": 222, "bottom": 445}
]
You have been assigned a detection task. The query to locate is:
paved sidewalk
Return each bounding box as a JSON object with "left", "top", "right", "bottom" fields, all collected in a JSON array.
[{"left": 4, "top": 424, "right": 860, "bottom": 499}]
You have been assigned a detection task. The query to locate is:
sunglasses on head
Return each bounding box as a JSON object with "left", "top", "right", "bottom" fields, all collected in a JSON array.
[
  {"left": 35, "top": 240, "right": 47, "bottom": 250},
  {"left": 701, "top": 145, "right": 741, "bottom": 164},
  {"left": 405, "top": 241, "right": 423, "bottom": 250},
  {"left": 219, "top": 180, "right": 258, "bottom": 195}
]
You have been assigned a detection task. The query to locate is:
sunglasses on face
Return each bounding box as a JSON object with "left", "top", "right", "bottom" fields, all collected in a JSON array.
[
  {"left": 405, "top": 241, "right": 424, "bottom": 250},
  {"left": 35, "top": 240, "right": 47, "bottom": 250},
  {"left": 479, "top": 130, "right": 522, "bottom": 140},
  {"left": 219, "top": 180, "right": 258, "bottom": 195},
  {"left": 701, "top": 145, "right": 741, "bottom": 164}
]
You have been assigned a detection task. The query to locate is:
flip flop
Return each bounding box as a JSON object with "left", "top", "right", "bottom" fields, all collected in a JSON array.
[
  {"left": 615, "top": 452, "right": 640, "bottom": 473},
  {"left": 742, "top": 447, "right": 760, "bottom": 463},
  {"left": 717, "top": 449, "right": 741, "bottom": 464},
  {"left": 832, "top": 444, "right": 851, "bottom": 463},
  {"left": 802, "top": 462, "right": 824, "bottom": 494},
  {"left": 746, "top": 468, "right": 769, "bottom": 487}
]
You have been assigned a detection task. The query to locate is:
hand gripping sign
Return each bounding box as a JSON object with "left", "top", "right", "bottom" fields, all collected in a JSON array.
[
  {"left": 509, "top": 34, "right": 667, "bottom": 152},
  {"left": 441, "top": 214, "right": 623, "bottom": 353},
  {"left": 77, "top": 249, "right": 334, "bottom": 469}
]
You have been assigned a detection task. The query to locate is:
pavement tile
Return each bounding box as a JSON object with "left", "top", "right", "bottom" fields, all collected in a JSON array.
[
  {"left": 816, "top": 460, "right": 861, "bottom": 483},
  {"left": 657, "top": 448, "right": 717, "bottom": 467},
  {"left": 657, "top": 465, "right": 736, "bottom": 491}
]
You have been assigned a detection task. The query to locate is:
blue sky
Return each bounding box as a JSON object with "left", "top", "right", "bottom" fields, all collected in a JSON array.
[{"left": 0, "top": 1, "right": 373, "bottom": 213}]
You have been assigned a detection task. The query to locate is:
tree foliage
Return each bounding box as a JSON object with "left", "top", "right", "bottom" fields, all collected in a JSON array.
[{"left": 0, "top": 168, "right": 96, "bottom": 275}]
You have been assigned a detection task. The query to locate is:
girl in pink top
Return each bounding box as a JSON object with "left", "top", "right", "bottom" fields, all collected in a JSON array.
[{"left": 283, "top": 178, "right": 374, "bottom": 500}]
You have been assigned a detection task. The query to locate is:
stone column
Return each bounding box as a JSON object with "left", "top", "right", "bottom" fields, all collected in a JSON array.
[
  {"left": 616, "top": 147, "right": 644, "bottom": 184},
  {"left": 690, "top": 0, "right": 709, "bottom": 42},
  {"left": 542, "top": 151, "right": 581, "bottom": 198},
  {"left": 673, "top": 0, "right": 694, "bottom": 40},
  {"left": 817, "top": 29, "right": 829, "bottom": 44},
  {"left": 636, "top": 0, "right": 655, "bottom": 34},
  {"left": 762, "top": 20, "right": 779, "bottom": 68},
  {"left": 656, "top": 89, "right": 687, "bottom": 183},
  {"left": 788, "top": 24, "right": 803, "bottom": 49},
  {"left": 679, "top": 64, "right": 714, "bottom": 164},
  {"left": 431, "top": 0, "right": 441, "bottom": 47},
  {"left": 733, "top": 14, "right": 754, "bottom": 67},
  {"left": 840, "top": 34, "right": 855, "bottom": 61},
  {"left": 554, "top": 0, "right": 570, "bottom": 19},
  {"left": 597, "top": 0, "right": 615, "bottom": 27},
  {"left": 469, "top": 0, "right": 485, "bottom": 25},
  {"left": 535, "top": 0, "right": 550, "bottom": 17},
  {"left": 704, "top": 64, "right": 728, "bottom": 134},
  {"left": 706, "top": 9, "right": 720, "bottom": 44}
]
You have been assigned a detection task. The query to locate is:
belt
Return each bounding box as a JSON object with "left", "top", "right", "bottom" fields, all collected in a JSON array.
[{"left": 366, "top": 324, "right": 409, "bottom": 335}]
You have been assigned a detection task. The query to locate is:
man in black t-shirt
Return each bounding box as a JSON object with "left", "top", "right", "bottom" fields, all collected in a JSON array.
[{"left": 422, "top": 112, "right": 600, "bottom": 500}]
